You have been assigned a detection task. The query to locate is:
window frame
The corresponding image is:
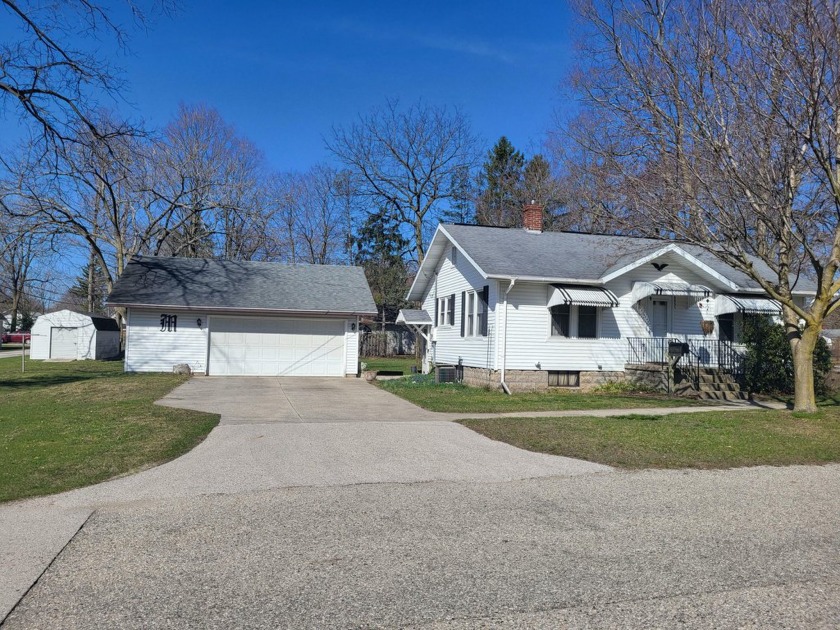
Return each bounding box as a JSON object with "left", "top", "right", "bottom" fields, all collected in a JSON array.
[
  {"left": 550, "top": 304, "right": 571, "bottom": 338},
  {"left": 466, "top": 291, "right": 476, "bottom": 336},
  {"left": 549, "top": 304, "right": 600, "bottom": 339}
]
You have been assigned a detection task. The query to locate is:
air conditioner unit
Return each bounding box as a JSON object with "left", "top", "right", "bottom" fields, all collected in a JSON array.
[{"left": 436, "top": 366, "right": 458, "bottom": 384}]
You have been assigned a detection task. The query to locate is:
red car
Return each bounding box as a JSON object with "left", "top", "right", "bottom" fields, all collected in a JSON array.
[{"left": 1, "top": 331, "right": 31, "bottom": 344}]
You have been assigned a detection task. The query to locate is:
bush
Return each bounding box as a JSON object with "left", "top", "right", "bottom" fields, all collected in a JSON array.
[{"left": 742, "top": 316, "right": 833, "bottom": 395}]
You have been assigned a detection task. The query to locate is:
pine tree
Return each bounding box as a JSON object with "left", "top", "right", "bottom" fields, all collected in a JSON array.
[
  {"left": 353, "top": 209, "right": 410, "bottom": 326},
  {"left": 69, "top": 260, "right": 108, "bottom": 314},
  {"left": 475, "top": 137, "right": 525, "bottom": 227}
]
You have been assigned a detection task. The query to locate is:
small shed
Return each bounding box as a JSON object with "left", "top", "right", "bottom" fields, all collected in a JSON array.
[{"left": 30, "top": 310, "right": 121, "bottom": 361}]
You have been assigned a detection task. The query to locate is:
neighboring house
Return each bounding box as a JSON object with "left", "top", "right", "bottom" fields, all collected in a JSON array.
[
  {"left": 400, "top": 204, "right": 815, "bottom": 392},
  {"left": 30, "top": 310, "right": 121, "bottom": 361},
  {"left": 106, "top": 256, "right": 377, "bottom": 376}
]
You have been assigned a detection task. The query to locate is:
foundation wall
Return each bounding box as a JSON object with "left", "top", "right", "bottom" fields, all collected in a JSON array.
[{"left": 461, "top": 366, "right": 625, "bottom": 393}]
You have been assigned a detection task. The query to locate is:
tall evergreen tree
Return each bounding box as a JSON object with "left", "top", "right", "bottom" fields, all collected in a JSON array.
[
  {"left": 475, "top": 137, "right": 525, "bottom": 227},
  {"left": 353, "top": 209, "right": 409, "bottom": 327},
  {"left": 69, "top": 261, "right": 108, "bottom": 314}
]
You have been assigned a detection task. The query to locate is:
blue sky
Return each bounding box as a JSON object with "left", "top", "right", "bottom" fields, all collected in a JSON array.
[{"left": 2, "top": 1, "right": 578, "bottom": 172}]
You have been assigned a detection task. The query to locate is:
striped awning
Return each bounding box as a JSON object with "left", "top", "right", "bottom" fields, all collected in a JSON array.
[
  {"left": 714, "top": 295, "right": 781, "bottom": 316},
  {"left": 631, "top": 281, "right": 712, "bottom": 303},
  {"left": 547, "top": 284, "right": 619, "bottom": 308}
]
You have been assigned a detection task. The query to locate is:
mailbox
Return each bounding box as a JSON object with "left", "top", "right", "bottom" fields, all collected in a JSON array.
[{"left": 668, "top": 342, "right": 689, "bottom": 359}]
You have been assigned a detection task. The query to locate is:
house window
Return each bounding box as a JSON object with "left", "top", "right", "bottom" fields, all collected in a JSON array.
[
  {"left": 550, "top": 304, "right": 570, "bottom": 337},
  {"left": 437, "top": 295, "right": 454, "bottom": 326},
  {"left": 549, "top": 370, "right": 580, "bottom": 387},
  {"left": 476, "top": 291, "right": 487, "bottom": 336},
  {"left": 578, "top": 306, "right": 597, "bottom": 339},
  {"left": 462, "top": 287, "right": 488, "bottom": 337}
]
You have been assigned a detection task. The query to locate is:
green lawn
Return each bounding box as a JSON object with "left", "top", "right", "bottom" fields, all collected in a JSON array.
[
  {"left": 460, "top": 407, "right": 840, "bottom": 469},
  {"left": 377, "top": 376, "right": 704, "bottom": 413},
  {"left": 0, "top": 358, "right": 219, "bottom": 503},
  {"left": 362, "top": 356, "right": 420, "bottom": 375}
]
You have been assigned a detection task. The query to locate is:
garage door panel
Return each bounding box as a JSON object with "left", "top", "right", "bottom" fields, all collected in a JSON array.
[{"left": 209, "top": 316, "right": 345, "bottom": 376}]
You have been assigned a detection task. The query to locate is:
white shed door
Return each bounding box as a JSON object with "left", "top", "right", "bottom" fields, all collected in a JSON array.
[
  {"left": 50, "top": 327, "right": 78, "bottom": 359},
  {"left": 209, "top": 317, "right": 345, "bottom": 376}
]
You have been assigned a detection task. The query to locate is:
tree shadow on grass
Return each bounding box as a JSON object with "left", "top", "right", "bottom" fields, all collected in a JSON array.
[{"left": 0, "top": 374, "right": 99, "bottom": 390}]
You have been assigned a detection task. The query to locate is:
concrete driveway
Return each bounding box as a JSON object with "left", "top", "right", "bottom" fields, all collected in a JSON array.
[
  {"left": 1, "top": 376, "right": 610, "bottom": 623},
  {"left": 5, "top": 377, "right": 837, "bottom": 628},
  {"left": 155, "top": 376, "right": 447, "bottom": 424}
]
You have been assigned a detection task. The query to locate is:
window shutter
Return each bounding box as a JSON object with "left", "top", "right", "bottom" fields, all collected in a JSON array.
[
  {"left": 460, "top": 291, "right": 466, "bottom": 337},
  {"left": 449, "top": 293, "right": 455, "bottom": 325},
  {"left": 480, "top": 285, "right": 489, "bottom": 336},
  {"left": 434, "top": 298, "right": 439, "bottom": 326}
]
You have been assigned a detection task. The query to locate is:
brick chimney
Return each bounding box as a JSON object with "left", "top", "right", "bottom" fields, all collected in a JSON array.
[{"left": 523, "top": 202, "right": 544, "bottom": 232}]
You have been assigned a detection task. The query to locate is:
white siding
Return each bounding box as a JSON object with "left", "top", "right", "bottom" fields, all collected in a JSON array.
[
  {"left": 606, "top": 253, "right": 723, "bottom": 342},
  {"left": 421, "top": 243, "right": 497, "bottom": 369},
  {"left": 125, "top": 308, "right": 209, "bottom": 373},
  {"left": 126, "top": 309, "right": 358, "bottom": 376},
  {"left": 501, "top": 281, "right": 628, "bottom": 371},
  {"left": 345, "top": 319, "right": 360, "bottom": 375}
]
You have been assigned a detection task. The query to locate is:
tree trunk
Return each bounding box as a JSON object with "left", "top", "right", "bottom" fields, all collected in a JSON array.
[{"left": 791, "top": 324, "right": 820, "bottom": 413}]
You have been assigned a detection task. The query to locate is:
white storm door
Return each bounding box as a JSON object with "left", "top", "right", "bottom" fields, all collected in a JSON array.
[
  {"left": 209, "top": 317, "right": 345, "bottom": 376},
  {"left": 50, "top": 327, "right": 78, "bottom": 359}
]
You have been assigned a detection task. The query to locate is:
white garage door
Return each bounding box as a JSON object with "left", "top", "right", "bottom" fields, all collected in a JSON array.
[
  {"left": 209, "top": 317, "right": 346, "bottom": 376},
  {"left": 50, "top": 327, "right": 78, "bottom": 359}
]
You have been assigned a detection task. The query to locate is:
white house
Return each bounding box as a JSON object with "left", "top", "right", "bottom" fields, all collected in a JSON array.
[
  {"left": 30, "top": 310, "right": 121, "bottom": 361},
  {"left": 106, "top": 256, "right": 377, "bottom": 376},
  {"left": 400, "top": 204, "right": 815, "bottom": 393}
]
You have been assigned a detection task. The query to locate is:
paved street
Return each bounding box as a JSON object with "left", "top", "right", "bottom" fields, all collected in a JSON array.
[
  {"left": 4, "top": 466, "right": 839, "bottom": 629},
  {"left": 1, "top": 377, "right": 837, "bottom": 628}
]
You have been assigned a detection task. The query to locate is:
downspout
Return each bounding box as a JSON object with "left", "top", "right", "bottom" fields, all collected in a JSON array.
[{"left": 500, "top": 278, "right": 517, "bottom": 395}]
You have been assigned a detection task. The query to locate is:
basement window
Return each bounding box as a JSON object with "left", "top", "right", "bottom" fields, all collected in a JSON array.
[{"left": 548, "top": 370, "right": 580, "bottom": 388}]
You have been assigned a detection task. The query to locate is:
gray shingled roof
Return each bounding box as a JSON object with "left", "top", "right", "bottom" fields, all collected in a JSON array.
[
  {"left": 441, "top": 224, "right": 815, "bottom": 292},
  {"left": 108, "top": 256, "right": 377, "bottom": 315}
]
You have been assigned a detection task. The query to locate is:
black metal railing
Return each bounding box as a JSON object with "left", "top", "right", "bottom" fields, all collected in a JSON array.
[
  {"left": 628, "top": 337, "right": 673, "bottom": 365},
  {"left": 627, "top": 337, "right": 744, "bottom": 375}
]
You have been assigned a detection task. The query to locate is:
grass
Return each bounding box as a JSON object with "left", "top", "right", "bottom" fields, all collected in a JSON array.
[
  {"left": 362, "top": 356, "right": 420, "bottom": 375},
  {"left": 460, "top": 408, "right": 840, "bottom": 469},
  {"left": 0, "top": 357, "right": 219, "bottom": 503},
  {"left": 377, "top": 375, "right": 704, "bottom": 413}
]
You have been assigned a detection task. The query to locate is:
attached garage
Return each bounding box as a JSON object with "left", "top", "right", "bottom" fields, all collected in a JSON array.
[
  {"left": 108, "top": 256, "right": 377, "bottom": 376},
  {"left": 30, "top": 310, "right": 121, "bottom": 361}
]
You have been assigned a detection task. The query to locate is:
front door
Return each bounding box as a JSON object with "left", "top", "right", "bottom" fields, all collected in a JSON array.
[{"left": 651, "top": 300, "right": 668, "bottom": 337}]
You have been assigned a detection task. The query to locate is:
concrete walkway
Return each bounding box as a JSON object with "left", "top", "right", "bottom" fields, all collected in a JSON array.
[{"left": 0, "top": 376, "right": 790, "bottom": 624}]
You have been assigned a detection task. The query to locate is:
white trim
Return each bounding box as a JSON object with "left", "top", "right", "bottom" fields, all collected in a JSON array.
[
  {"left": 406, "top": 225, "right": 490, "bottom": 301},
  {"left": 600, "top": 244, "right": 740, "bottom": 290}
]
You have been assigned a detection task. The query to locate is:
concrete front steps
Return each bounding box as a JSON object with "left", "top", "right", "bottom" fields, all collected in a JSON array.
[{"left": 696, "top": 369, "right": 748, "bottom": 401}]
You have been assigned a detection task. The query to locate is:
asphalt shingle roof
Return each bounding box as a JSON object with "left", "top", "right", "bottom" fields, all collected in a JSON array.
[
  {"left": 442, "top": 224, "right": 815, "bottom": 292},
  {"left": 108, "top": 256, "right": 378, "bottom": 315}
]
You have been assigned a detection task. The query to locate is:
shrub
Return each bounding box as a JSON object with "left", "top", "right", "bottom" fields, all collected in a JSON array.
[{"left": 741, "top": 316, "right": 833, "bottom": 395}]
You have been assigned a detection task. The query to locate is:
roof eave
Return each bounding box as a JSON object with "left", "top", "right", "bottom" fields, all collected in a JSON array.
[
  {"left": 406, "top": 225, "right": 490, "bottom": 301},
  {"left": 107, "top": 302, "right": 377, "bottom": 317}
]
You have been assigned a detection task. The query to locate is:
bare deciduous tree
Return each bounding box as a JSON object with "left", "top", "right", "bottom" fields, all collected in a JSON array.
[
  {"left": 0, "top": 0, "right": 172, "bottom": 148},
  {"left": 327, "top": 99, "right": 479, "bottom": 263},
  {"left": 568, "top": 0, "right": 840, "bottom": 411}
]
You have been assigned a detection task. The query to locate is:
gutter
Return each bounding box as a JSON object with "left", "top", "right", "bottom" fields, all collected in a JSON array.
[{"left": 499, "top": 278, "right": 517, "bottom": 396}]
